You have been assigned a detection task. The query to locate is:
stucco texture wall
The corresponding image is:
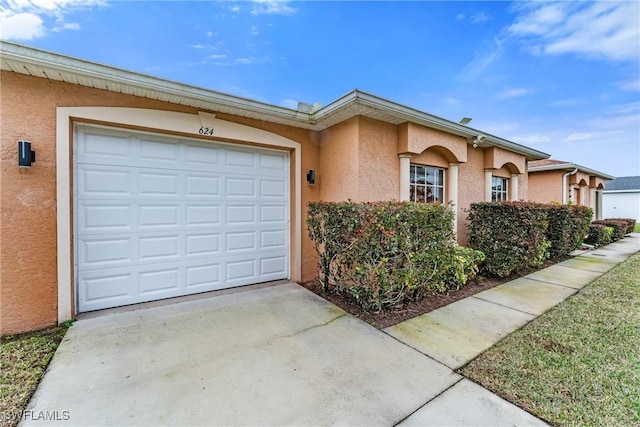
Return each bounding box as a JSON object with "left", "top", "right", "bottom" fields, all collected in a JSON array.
[
  {"left": 528, "top": 170, "right": 564, "bottom": 203},
  {"left": 456, "top": 146, "right": 485, "bottom": 245},
  {"left": 0, "top": 71, "right": 320, "bottom": 335}
]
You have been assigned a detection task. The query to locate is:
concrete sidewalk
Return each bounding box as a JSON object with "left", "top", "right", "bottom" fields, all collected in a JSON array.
[
  {"left": 22, "top": 235, "right": 638, "bottom": 426},
  {"left": 388, "top": 233, "right": 639, "bottom": 425}
]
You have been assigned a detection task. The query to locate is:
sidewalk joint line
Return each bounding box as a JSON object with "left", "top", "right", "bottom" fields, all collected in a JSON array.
[
  {"left": 470, "top": 295, "right": 538, "bottom": 317},
  {"left": 391, "top": 377, "right": 464, "bottom": 427}
]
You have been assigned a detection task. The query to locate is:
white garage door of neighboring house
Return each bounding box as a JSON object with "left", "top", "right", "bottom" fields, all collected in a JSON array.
[{"left": 76, "top": 125, "right": 290, "bottom": 312}]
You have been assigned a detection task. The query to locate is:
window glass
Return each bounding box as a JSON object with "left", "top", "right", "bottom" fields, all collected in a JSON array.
[
  {"left": 492, "top": 176, "right": 508, "bottom": 202},
  {"left": 410, "top": 164, "right": 445, "bottom": 204}
]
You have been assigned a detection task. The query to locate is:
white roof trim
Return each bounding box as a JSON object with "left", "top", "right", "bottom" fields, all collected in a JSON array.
[
  {"left": 1, "top": 40, "right": 550, "bottom": 160},
  {"left": 528, "top": 162, "right": 614, "bottom": 180}
]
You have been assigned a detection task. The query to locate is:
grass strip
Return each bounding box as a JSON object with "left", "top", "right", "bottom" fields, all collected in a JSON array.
[
  {"left": 460, "top": 252, "right": 640, "bottom": 427},
  {"left": 1, "top": 325, "right": 69, "bottom": 427}
]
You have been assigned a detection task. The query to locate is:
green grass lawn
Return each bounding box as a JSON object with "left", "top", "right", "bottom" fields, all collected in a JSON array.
[
  {"left": 0, "top": 325, "right": 69, "bottom": 427},
  {"left": 460, "top": 252, "right": 640, "bottom": 427},
  {"left": 635, "top": 223, "right": 640, "bottom": 233}
]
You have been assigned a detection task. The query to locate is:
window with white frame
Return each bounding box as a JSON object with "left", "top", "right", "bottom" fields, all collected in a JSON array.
[
  {"left": 410, "top": 164, "right": 445, "bottom": 203},
  {"left": 492, "top": 176, "right": 509, "bottom": 202}
]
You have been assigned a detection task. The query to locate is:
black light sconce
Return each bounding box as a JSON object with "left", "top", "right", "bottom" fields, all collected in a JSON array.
[
  {"left": 306, "top": 169, "right": 315, "bottom": 185},
  {"left": 18, "top": 140, "right": 36, "bottom": 168}
]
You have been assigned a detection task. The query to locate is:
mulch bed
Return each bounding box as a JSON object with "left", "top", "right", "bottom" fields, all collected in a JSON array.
[{"left": 301, "top": 257, "right": 569, "bottom": 329}]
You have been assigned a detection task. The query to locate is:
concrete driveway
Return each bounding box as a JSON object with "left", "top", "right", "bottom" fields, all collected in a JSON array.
[{"left": 23, "top": 283, "right": 462, "bottom": 426}]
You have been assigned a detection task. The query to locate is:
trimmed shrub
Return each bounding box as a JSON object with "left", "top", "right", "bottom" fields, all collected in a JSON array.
[
  {"left": 307, "top": 201, "right": 484, "bottom": 311},
  {"left": 615, "top": 218, "right": 637, "bottom": 234},
  {"left": 467, "top": 202, "right": 550, "bottom": 277},
  {"left": 592, "top": 219, "right": 628, "bottom": 241},
  {"left": 585, "top": 224, "right": 613, "bottom": 246}
]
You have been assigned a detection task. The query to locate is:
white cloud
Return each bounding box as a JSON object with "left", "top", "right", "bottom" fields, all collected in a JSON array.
[
  {"left": 617, "top": 78, "right": 640, "bottom": 92},
  {"left": 496, "top": 87, "right": 533, "bottom": 99},
  {"left": 281, "top": 99, "right": 298, "bottom": 109},
  {"left": 0, "top": 12, "right": 44, "bottom": 39},
  {"left": 459, "top": 37, "right": 504, "bottom": 82},
  {"left": 548, "top": 98, "right": 582, "bottom": 107},
  {"left": 53, "top": 21, "right": 80, "bottom": 32},
  {"left": 456, "top": 13, "right": 465, "bottom": 21},
  {"left": 509, "top": 1, "right": 640, "bottom": 62},
  {"left": 563, "top": 132, "right": 592, "bottom": 142},
  {"left": 250, "top": 0, "right": 295, "bottom": 16},
  {"left": 0, "top": 0, "right": 105, "bottom": 40},
  {"left": 444, "top": 97, "right": 460, "bottom": 105},
  {"left": 470, "top": 12, "right": 489, "bottom": 24}
]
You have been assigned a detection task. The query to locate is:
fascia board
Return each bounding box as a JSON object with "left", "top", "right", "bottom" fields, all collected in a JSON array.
[
  {"left": 313, "top": 89, "right": 550, "bottom": 160},
  {"left": 1, "top": 41, "right": 307, "bottom": 123},
  {"left": 1, "top": 41, "right": 550, "bottom": 161},
  {"left": 529, "top": 163, "right": 615, "bottom": 180}
]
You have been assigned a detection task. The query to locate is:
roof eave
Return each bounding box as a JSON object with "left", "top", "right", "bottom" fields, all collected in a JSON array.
[
  {"left": 313, "top": 90, "right": 550, "bottom": 160},
  {"left": 1, "top": 41, "right": 550, "bottom": 161},
  {"left": 528, "top": 163, "right": 614, "bottom": 180}
]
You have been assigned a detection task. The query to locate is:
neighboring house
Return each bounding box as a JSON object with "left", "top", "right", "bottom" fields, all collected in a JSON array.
[
  {"left": 0, "top": 41, "right": 549, "bottom": 335},
  {"left": 602, "top": 176, "right": 640, "bottom": 222},
  {"left": 528, "top": 159, "right": 614, "bottom": 219}
]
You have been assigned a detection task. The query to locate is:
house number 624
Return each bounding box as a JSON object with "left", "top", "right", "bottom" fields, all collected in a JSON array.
[{"left": 199, "top": 126, "right": 214, "bottom": 136}]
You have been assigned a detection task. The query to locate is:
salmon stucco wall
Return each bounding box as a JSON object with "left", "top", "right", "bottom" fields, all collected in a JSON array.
[
  {"left": 318, "top": 117, "right": 360, "bottom": 202},
  {"left": 357, "top": 117, "right": 399, "bottom": 201},
  {"left": 0, "top": 71, "right": 320, "bottom": 335},
  {"left": 528, "top": 170, "right": 565, "bottom": 203},
  {"left": 457, "top": 145, "right": 485, "bottom": 244}
]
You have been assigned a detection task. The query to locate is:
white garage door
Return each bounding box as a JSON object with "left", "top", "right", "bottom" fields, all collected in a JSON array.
[{"left": 76, "top": 125, "right": 290, "bottom": 312}]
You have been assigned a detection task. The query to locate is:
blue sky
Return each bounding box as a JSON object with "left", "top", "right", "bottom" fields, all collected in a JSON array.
[{"left": 2, "top": 0, "right": 639, "bottom": 176}]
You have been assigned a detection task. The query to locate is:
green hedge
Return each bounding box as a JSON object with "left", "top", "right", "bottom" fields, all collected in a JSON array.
[
  {"left": 467, "top": 202, "right": 550, "bottom": 277},
  {"left": 592, "top": 219, "right": 627, "bottom": 241},
  {"left": 546, "top": 205, "right": 592, "bottom": 258},
  {"left": 307, "top": 201, "right": 484, "bottom": 311},
  {"left": 615, "top": 218, "right": 637, "bottom": 234},
  {"left": 585, "top": 224, "right": 614, "bottom": 246}
]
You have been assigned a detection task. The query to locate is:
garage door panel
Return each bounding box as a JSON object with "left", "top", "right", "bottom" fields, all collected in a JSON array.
[
  {"left": 78, "top": 204, "right": 133, "bottom": 232},
  {"left": 226, "top": 149, "right": 255, "bottom": 168},
  {"left": 226, "top": 231, "right": 256, "bottom": 252},
  {"left": 226, "top": 205, "right": 256, "bottom": 224},
  {"left": 261, "top": 205, "right": 287, "bottom": 223},
  {"left": 138, "top": 204, "right": 180, "bottom": 229},
  {"left": 186, "top": 205, "right": 220, "bottom": 226},
  {"left": 186, "top": 233, "right": 220, "bottom": 256},
  {"left": 260, "top": 152, "right": 287, "bottom": 171},
  {"left": 260, "top": 230, "right": 287, "bottom": 249},
  {"left": 79, "top": 237, "right": 132, "bottom": 267},
  {"left": 77, "top": 126, "right": 289, "bottom": 312},
  {"left": 80, "top": 271, "right": 134, "bottom": 307},
  {"left": 186, "top": 264, "right": 221, "bottom": 289},
  {"left": 185, "top": 144, "right": 220, "bottom": 168},
  {"left": 226, "top": 259, "right": 257, "bottom": 282},
  {"left": 139, "top": 172, "right": 180, "bottom": 196},
  {"left": 226, "top": 177, "right": 256, "bottom": 197},
  {"left": 138, "top": 235, "right": 181, "bottom": 261},
  {"left": 80, "top": 167, "right": 132, "bottom": 196},
  {"left": 139, "top": 268, "right": 180, "bottom": 295},
  {"left": 186, "top": 174, "right": 221, "bottom": 197},
  {"left": 138, "top": 138, "right": 180, "bottom": 164},
  {"left": 78, "top": 131, "right": 131, "bottom": 162},
  {"left": 260, "top": 179, "right": 287, "bottom": 197},
  {"left": 261, "top": 256, "right": 287, "bottom": 276}
]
